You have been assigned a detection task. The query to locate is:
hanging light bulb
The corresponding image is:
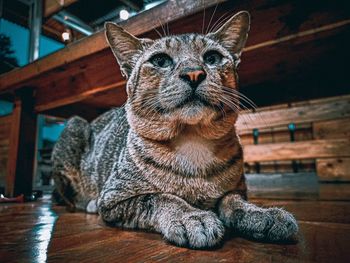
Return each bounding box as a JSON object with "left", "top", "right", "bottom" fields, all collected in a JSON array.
[
  {"left": 119, "top": 9, "right": 129, "bottom": 20},
  {"left": 62, "top": 29, "right": 71, "bottom": 42}
]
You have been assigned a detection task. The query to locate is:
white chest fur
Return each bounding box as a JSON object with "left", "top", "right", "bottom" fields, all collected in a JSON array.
[{"left": 173, "top": 134, "right": 217, "bottom": 173}]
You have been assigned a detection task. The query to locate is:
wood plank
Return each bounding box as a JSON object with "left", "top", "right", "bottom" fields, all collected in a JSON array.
[
  {"left": 317, "top": 158, "right": 350, "bottom": 182},
  {"left": 1, "top": 181, "right": 350, "bottom": 263},
  {"left": 33, "top": 22, "right": 349, "bottom": 113},
  {"left": 237, "top": 95, "right": 350, "bottom": 134},
  {"left": 240, "top": 126, "right": 312, "bottom": 145},
  {"left": 0, "top": 139, "right": 9, "bottom": 147},
  {"left": 243, "top": 139, "right": 350, "bottom": 162},
  {"left": 46, "top": 221, "right": 350, "bottom": 263},
  {"left": 6, "top": 90, "right": 37, "bottom": 197},
  {"left": 0, "top": 0, "right": 226, "bottom": 92},
  {"left": 319, "top": 183, "right": 350, "bottom": 201},
  {"left": 0, "top": 0, "right": 349, "bottom": 102},
  {"left": 245, "top": 160, "right": 315, "bottom": 174},
  {"left": 6, "top": 101, "right": 20, "bottom": 197},
  {"left": 313, "top": 118, "right": 350, "bottom": 139},
  {"left": 0, "top": 114, "right": 13, "bottom": 125}
]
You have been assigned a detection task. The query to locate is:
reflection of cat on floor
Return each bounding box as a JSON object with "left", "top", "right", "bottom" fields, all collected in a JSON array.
[{"left": 52, "top": 11, "right": 298, "bottom": 249}]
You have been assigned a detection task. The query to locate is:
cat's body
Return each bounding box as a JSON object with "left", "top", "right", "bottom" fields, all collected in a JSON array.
[{"left": 52, "top": 11, "right": 298, "bottom": 248}]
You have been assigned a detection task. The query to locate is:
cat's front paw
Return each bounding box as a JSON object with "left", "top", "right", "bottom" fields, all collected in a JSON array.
[
  {"left": 162, "top": 210, "right": 224, "bottom": 249},
  {"left": 234, "top": 207, "right": 298, "bottom": 242},
  {"left": 264, "top": 207, "right": 298, "bottom": 241}
]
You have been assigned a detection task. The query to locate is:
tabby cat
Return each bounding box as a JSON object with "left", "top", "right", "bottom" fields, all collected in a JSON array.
[{"left": 52, "top": 11, "right": 298, "bottom": 248}]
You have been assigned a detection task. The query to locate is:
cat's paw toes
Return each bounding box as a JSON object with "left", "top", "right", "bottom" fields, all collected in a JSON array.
[
  {"left": 265, "top": 207, "right": 299, "bottom": 241},
  {"left": 86, "top": 199, "right": 98, "bottom": 214},
  {"left": 162, "top": 210, "right": 224, "bottom": 249},
  {"left": 233, "top": 208, "right": 274, "bottom": 240},
  {"left": 234, "top": 207, "right": 298, "bottom": 242}
]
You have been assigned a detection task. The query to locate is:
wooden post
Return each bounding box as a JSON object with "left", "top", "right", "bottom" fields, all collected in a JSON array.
[{"left": 6, "top": 89, "right": 37, "bottom": 197}]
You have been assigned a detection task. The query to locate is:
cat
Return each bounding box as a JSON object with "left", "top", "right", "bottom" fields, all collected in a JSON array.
[{"left": 52, "top": 11, "right": 298, "bottom": 248}]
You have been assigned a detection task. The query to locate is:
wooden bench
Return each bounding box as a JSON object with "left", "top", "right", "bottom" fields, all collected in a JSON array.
[{"left": 238, "top": 94, "right": 350, "bottom": 181}]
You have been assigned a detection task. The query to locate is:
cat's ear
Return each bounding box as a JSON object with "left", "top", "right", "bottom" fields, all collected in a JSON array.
[
  {"left": 105, "top": 22, "right": 153, "bottom": 78},
  {"left": 208, "top": 11, "right": 250, "bottom": 59}
]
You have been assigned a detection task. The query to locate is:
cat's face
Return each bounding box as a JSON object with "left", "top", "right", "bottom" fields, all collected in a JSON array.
[{"left": 106, "top": 11, "right": 250, "bottom": 127}]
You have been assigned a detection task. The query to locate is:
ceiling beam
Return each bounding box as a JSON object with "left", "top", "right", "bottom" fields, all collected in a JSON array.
[
  {"left": 120, "top": 0, "right": 143, "bottom": 11},
  {"left": 44, "top": 0, "right": 78, "bottom": 17}
]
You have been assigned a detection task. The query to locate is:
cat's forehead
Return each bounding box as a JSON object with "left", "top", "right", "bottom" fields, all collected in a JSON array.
[{"left": 147, "top": 34, "right": 219, "bottom": 54}]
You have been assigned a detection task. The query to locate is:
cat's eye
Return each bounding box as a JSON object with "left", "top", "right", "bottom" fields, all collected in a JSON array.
[
  {"left": 150, "top": 53, "right": 173, "bottom": 68},
  {"left": 203, "top": 50, "right": 223, "bottom": 65}
]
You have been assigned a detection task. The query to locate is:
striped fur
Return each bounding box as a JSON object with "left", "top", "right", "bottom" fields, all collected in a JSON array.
[{"left": 52, "top": 11, "right": 298, "bottom": 248}]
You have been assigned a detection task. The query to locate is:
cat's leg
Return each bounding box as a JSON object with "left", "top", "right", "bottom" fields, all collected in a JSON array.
[
  {"left": 52, "top": 116, "right": 96, "bottom": 212},
  {"left": 98, "top": 192, "right": 224, "bottom": 248},
  {"left": 217, "top": 193, "right": 298, "bottom": 242}
]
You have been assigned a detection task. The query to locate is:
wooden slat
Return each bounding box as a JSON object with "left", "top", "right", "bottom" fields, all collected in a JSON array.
[
  {"left": 237, "top": 95, "right": 350, "bottom": 134},
  {"left": 240, "top": 126, "right": 312, "bottom": 145},
  {"left": 243, "top": 139, "right": 350, "bottom": 162},
  {"left": 245, "top": 160, "right": 315, "bottom": 174},
  {"left": 317, "top": 158, "right": 350, "bottom": 182},
  {"left": 313, "top": 118, "right": 350, "bottom": 139}
]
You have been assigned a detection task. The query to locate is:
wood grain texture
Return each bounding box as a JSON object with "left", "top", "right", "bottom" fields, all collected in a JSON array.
[
  {"left": 6, "top": 100, "right": 21, "bottom": 197},
  {"left": 317, "top": 158, "right": 350, "bottom": 182},
  {"left": 313, "top": 118, "right": 350, "bottom": 139},
  {"left": 0, "top": 0, "right": 349, "bottom": 116},
  {"left": 237, "top": 95, "right": 350, "bottom": 134},
  {"left": 0, "top": 115, "right": 11, "bottom": 187},
  {"left": 1, "top": 181, "right": 350, "bottom": 263},
  {"left": 6, "top": 90, "right": 37, "bottom": 197},
  {"left": 240, "top": 126, "right": 312, "bottom": 145},
  {"left": 243, "top": 139, "right": 350, "bottom": 162},
  {"left": 0, "top": 0, "right": 226, "bottom": 92}
]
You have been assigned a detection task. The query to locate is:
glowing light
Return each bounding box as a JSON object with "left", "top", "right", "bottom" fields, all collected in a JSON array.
[
  {"left": 119, "top": 9, "right": 129, "bottom": 20},
  {"left": 62, "top": 31, "right": 70, "bottom": 42}
]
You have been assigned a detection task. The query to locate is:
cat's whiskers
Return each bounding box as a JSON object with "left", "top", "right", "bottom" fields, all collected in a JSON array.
[
  {"left": 201, "top": 0, "right": 206, "bottom": 34},
  {"left": 205, "top": 2, "right": 219, "bottom": 34},
  {"left": 208, "top": 82, "right": 260, "bottom": 130},
  {"left": 166, "top": 21, "right": 170, "bottom": 36},
  {"left": 219, "top": 90, "right": 258, "bottom": 126},
  {"left": 217, "top": 94, "right": 253, "bottom": 132},
  {"left": 221, "top": 86, "right": 270, "bottom": 128},
  {"left": 209, "top": 81, "right": 265, "bottom": 126},
  {"left": 152, "top": 26, "right": 163, "bottom": 38},
  {"left": 208, "top": 12, "right": 230, "bottom": 33},
  {"left": 158, "top": 19, "right": 167, "bottom": 37},
  {"left": 139, "top": 95, "right": 163, "bottom": 121}
]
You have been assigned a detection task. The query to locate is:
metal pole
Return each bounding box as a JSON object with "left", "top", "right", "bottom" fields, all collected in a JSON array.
[{"left": 28, "top": 0, "right": 42, "bottom": 62}]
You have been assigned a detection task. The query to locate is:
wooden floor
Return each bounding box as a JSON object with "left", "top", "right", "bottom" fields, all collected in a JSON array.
[{"left": 1, "top": 173, "right": 350, "bottom": 263}]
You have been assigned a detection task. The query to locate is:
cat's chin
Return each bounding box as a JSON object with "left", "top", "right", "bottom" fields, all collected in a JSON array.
[{"left": 175, "top": 103, "right": 216, "bottom": 125}]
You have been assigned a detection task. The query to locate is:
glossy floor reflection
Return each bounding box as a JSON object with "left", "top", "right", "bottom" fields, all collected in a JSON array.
[
  {"left": 0, "top": 196, "right": 57, "bottom": 263},
  {"left": 1, "top": 175, "right": 350, "bottom": 263}
]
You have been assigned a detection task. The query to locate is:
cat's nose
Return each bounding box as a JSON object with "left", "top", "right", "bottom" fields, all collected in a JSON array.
[{"left": 180, "top": 67, "right": 206, "bottom": 89}]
